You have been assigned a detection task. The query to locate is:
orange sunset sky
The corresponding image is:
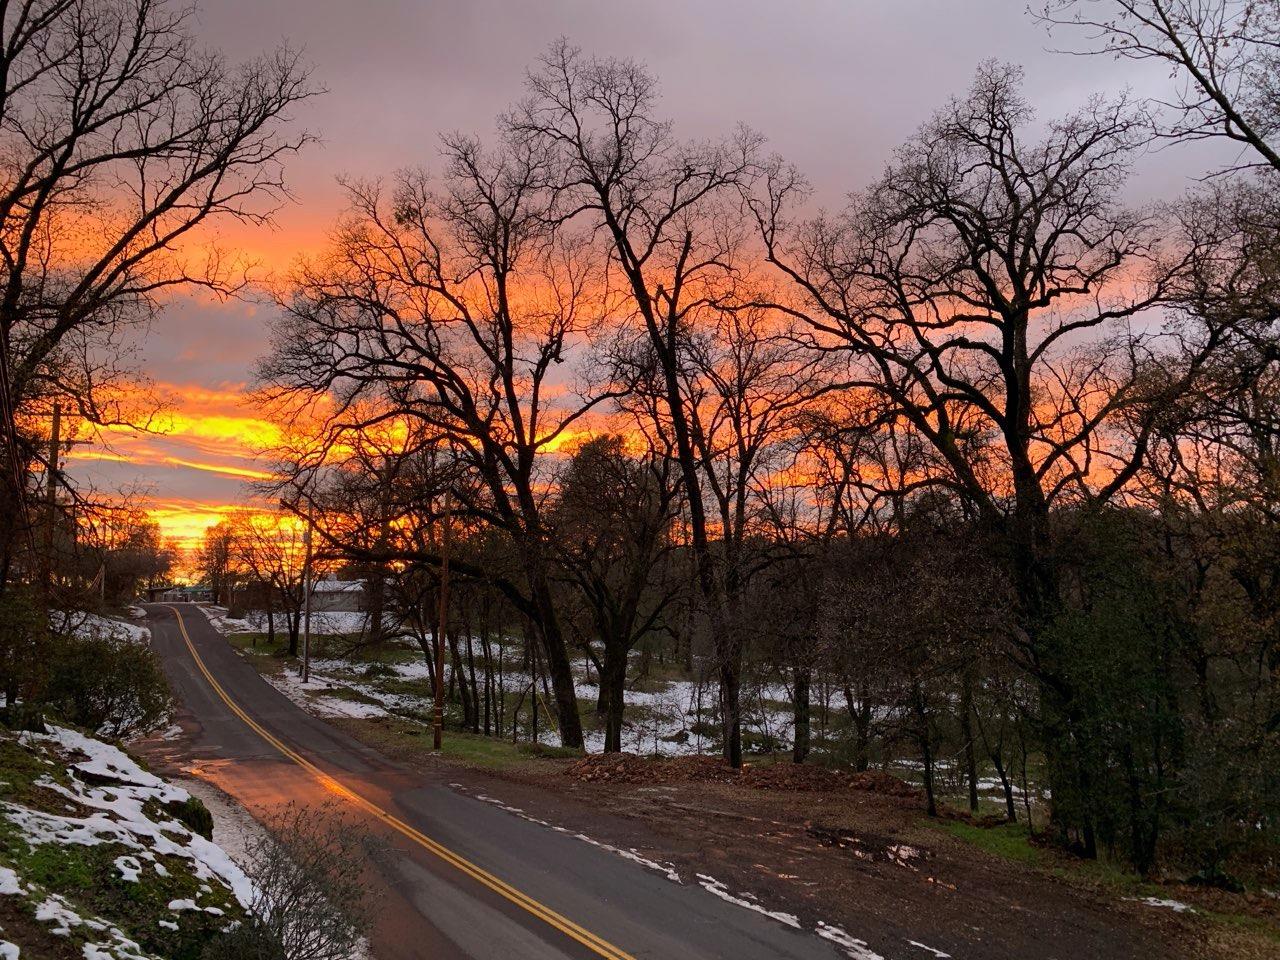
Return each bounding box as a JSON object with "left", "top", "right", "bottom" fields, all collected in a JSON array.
[{"left": 63, "top": 0, "right": 1227, "bottom": 559}]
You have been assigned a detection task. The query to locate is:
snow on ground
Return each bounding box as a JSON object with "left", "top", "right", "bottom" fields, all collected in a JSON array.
[
  {"left": 209, "top": 611, "right": 1036, "bottom": 800},
  {"left": 1126, "top": 896, "right": 1195, "bottom": 914},
  {"left": 817, "top": 922, "right": 888, "bottom": 960},
  {"left": 237, "top": 641, "right": 806, "bottom": 759},
  {"left": 13, "top": 726, "right": 254, "bottom": 910},
  {"left": 205, "top": 604, "right": 799, "bottom": 756},
  {"left": 261, "top": 668, "right": 390, "bottom": 720},
  {"left": 306, "top": 611, "right": 371, "bottom": 634},
  {"left": 451, "top": 780, "right": 888, "bottom": 960},
  {"left": 170, "top": 777, "right": 268, "bottom": 878},
  {"left": 0, "top": 725, "right": 255, "bottom": 959},
  {"left": 198, "top": 605, "right": 255, "bottom": 636},
  {"left": 199, "top": 606, "right": 377, "bottom": 639},
  {"left": 49, "top": 610, "right": 149, "bottom": 645}
]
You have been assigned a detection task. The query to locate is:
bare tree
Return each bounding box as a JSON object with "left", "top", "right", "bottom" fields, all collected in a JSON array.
[
  {"left": 503, "top": 42, "right": 802, "bottom": 764},
  {"left": 258, "top": 136, "right": 622, "bottom": 748},
  {"left": 1041, "top": 0, "right": 1280, "bottom": 172},
  {"left": 0, "top": 0, "right": 315, "bottom": 589},
  {"left": 203, "top": 804, "right": 374, "bottom": 960},
  {"left": 197, "top": 522, "right": 237, "bottom": 606},
  {"left": 756, "top": 62, "right": 1218, "bottom": 854},
  {"left": 229, "top": 509, "right": 309, "bottom": 655}
]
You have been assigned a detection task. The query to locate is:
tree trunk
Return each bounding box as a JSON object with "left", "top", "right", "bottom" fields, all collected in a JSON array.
[
  {"left": 600, "top": 642, "right": 628, "bottom": 753},
  {"left": 448, "top": 630, "right": 472, "bottom": 730},
  {"left": 993, "top": 752, "right": 1017, "bottom": 822},
  {"left": 465, "top": 629, "right": 480, "bottom": 734},
  {"left": 480, "top": 626, "right": 494, "bottom": 737},
  {"left": 913, "top": 681, "right": 937, "bottom": 817},
  {"left": 792, "top": 664, "right": 811, "bottom": 763},
  {"left": 720, "top": 654, "right": 743, "bottom": 768},
  {"left": 519, "top": 562, "right": 583, "bottom": 747},
  {"left": 366, "top": 570, "right": 384, "bottom": 644},
  {"left": 960, "top": 669, "right": 979, "bottom": 812},
  {"left": 285, "top": 606, "right": 300, "bottom": 657},
  {"left": 843, "top": 682, "right": 872, "bottom": 772}
]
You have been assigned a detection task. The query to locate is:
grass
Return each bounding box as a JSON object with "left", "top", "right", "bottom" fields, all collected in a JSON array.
[
  {"left": 1203, "top": 909, "right": 1280, "bottom": 947},
  {"left": 938, "top": 819, "right": 1045, "bottom": 866},
  {"left": 937, "top": 817, "right": 1280, "bottom": 956},
  {"left": 939, "top": 818, "right": 1155, "bottom": 890},
  {"left": 331, "top": 716, "right": 581, "bottom": 772},
  {"left": 228, "top": 632, "right": 288, "bottom": 657},
  {"left": 225, "top": 626, "right": 604, "bottom": 749},
  {"left": 441, "top": 730, "right": 581, "bottom": 768}
]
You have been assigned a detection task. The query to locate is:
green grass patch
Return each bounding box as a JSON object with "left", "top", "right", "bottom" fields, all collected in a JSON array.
[
  {"left": 939, "top": 820, "right": 1045, "bottom": 866},
  {"left": 228, "top": 632, "right": 288, "bottom": 657},
  {"left": 939, "top": 819, "right": 1140, "bottom": 889},
  {"left": 936, "top": 816, "right": 1280, "bottom": 941},
  {"left": 0, "top": 738, "right": 64, "bottom": 804},
  {"left": 1203, "top": 908, "right": 1280, "bottom": 945},
  {"left": 439, "top": 730, "right": 580, "bottom": 768},
  {"left": 334, "top": 717, "right": 581, "bottom": 772}
]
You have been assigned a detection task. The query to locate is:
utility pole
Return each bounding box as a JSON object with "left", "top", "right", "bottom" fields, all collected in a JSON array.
[
  {"left": 433, "top": 490, "right": 452, "bottom": 751},
  {"left": 301, "top": 518, "right": 313, "bottom": 684},
  {"left": 42, "top": 401, "right": 61, "bottom": 597}
]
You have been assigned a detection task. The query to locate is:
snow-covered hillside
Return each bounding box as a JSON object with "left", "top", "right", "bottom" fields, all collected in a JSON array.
[{"left": 0, "top": 723, "right": 251, "bottom": 959}]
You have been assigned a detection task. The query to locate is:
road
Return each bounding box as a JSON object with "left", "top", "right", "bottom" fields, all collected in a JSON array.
[{"left": 142, "top": 603, "right": 861, "bottom": 960}]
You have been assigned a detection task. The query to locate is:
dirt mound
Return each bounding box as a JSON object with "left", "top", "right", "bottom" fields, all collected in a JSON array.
[
  {"left": 847, "top": 770, "right": 924, "bottom": 799},
  {"left": 739, "top": 764, "right": 923, "bottom": 799},
  {"left": 740, "top": 763, "right": 856, "bottom": 792},
  {"left": 565, "top": 752, "right": 739, "bottom": 785}
]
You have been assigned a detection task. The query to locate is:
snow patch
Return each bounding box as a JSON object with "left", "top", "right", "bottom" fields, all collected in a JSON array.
[
  {"left": 260, "top": 670, "right": 387, "bottom": 719},
  {"left": 0, "top": 866, "right": 22, "bottom": 895},
  {"left": 696, "top": 874, "right": 801, "bottom": 928},
  {"left": 817, "top": 921, "right": 886, "bottom": 960},
  {"left": 1126, "top": 896, "right": 1195, "bottom": 914},
  {"left": 114, "top": 856, "right": 142, "bottom": 883},
  {"left": 8, "top": 725, "right": 254, "bottom": 912},
  {"left": 907, "top": 939, "right": 951, "bottom": 958},
  {"left": 467, "top": 790, "right": 684, "bottom": 883},
  {"left": 49, "top": 611, "right": 149, "bottom": 646}
]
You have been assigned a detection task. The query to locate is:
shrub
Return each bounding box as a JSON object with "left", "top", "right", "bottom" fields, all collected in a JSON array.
[
  {"left": 201, "top": 920, "right": 288, "bottom": 960},
  {"left": 42, "top": 630, "right": 172, "bottom": 738},
  {"left": 0, "top": 588, "right": 49, "bottom": 729},
  {"left": 165, "top": 796, "right": 215, "bottom": 841},
  {"left": 203, "top": 804, "right": 374, "bottom": 960}
]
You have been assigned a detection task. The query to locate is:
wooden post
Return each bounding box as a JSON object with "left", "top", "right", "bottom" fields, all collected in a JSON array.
[
  {"left": 42, "top": 401, "right": 61, "bottom": 597},
  {"left": 433, "top": 490, "right": 452, "bottom": 751},
  {"left": 301, "top": 519, "right": 313, "bottom": 683}
]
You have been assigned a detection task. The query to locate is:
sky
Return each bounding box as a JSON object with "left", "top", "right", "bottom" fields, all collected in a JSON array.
[{"left": 65, "top": 0, "right": 1229, "bottom": 553}]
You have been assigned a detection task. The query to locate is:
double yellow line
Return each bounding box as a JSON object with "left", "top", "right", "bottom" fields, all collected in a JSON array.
[{"left": 166, "top": 605, "right": 634, "bottom": 960}]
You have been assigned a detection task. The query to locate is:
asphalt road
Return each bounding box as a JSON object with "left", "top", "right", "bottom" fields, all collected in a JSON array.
[{"left": 142, "top": 603, "right": 861, "bottom": 960}]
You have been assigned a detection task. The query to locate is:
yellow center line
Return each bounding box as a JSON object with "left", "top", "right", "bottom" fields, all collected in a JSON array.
[{"left": 165, "top": 605, "right": 635, "bottom": 960}]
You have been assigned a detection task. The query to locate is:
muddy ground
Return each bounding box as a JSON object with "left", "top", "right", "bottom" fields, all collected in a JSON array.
[{"left": 331, "top": 716, "right": 1280, "bottom": 960}]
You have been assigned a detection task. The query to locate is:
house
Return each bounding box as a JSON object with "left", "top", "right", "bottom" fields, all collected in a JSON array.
[
  {"left": 310, "top": 575, "right": 366, "bottom": 612},
  {"left": 145, "top": 584, "right": 214, "bottom": 603}
]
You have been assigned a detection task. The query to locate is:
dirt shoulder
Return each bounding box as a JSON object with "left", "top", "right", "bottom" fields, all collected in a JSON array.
[
  {"left": 329, "top": 713, "right": 1280, "bottom": 960},
  {"left": 215, "top": 631, "right": 1278, "bottom": 960}
]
